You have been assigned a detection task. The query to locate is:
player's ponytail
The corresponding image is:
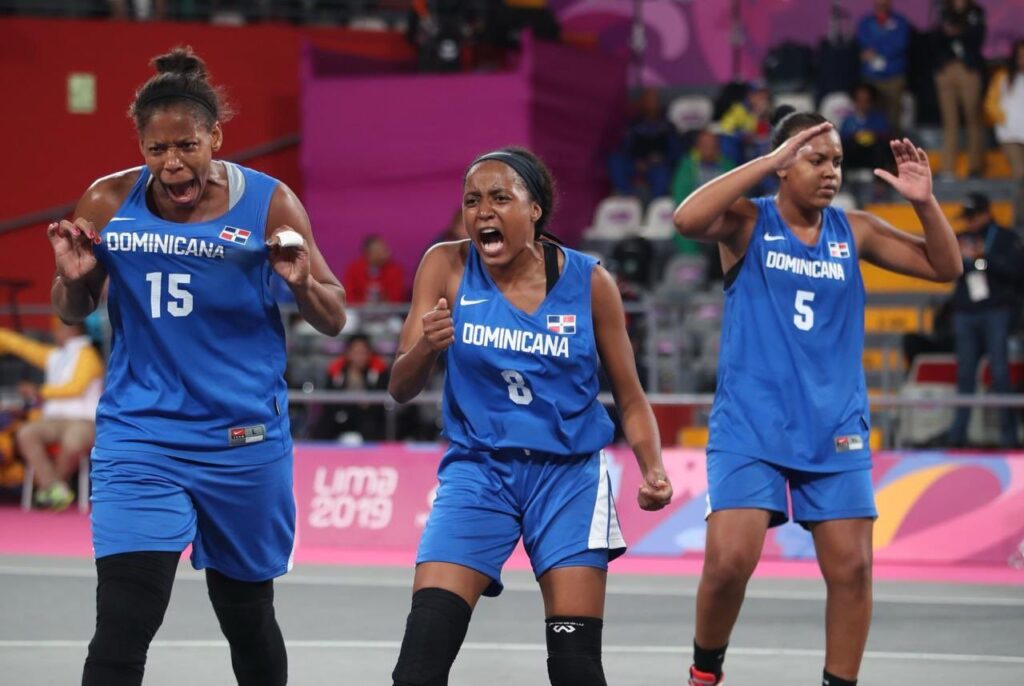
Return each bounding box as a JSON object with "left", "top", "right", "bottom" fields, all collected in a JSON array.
[
  {"left": 130, "top": 46, "right": 233, "bottom": 132},
  {"left": 770, "top": 107, "right": 829, "bottom": 150}
]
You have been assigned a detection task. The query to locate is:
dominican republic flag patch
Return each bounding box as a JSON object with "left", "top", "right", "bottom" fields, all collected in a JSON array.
[
  {"left": 547, "top": 314, "right": 576, "bottom": 335},
  {"left": 220, "top": 226, "right": 252, "bottom": 245},
  {"left": 828, "top": 241, "right": 850, "bottom": 258}
]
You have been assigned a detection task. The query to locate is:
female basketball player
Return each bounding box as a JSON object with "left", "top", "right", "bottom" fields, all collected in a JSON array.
[
  {"left": 388, "top": 146, "right": 673, "bottom": 686},
  {"left": 48, "top": 47, "right": 346, "bottom": 686},
  {"left": 674, "top": 107, "right": 961, "bottom": 686}
]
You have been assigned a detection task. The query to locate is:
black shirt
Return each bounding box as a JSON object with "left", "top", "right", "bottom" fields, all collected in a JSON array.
[{"left": 952, "top": 221, "right": 1023, "bottom": 311}]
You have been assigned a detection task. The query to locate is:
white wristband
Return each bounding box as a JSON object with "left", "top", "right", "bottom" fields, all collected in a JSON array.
[{"left": 270, "top": 229, "right": 304, "bottom": 248}]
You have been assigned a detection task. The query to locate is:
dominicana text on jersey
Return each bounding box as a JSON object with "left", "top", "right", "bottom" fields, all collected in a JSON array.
[
  {"left": 443, "top": 245, "right": 614, "bottom": 456},
  {"left": 91, "top": 163, "right": 291, "bottom": 464},
  {"left": 709, "top": 197, "right": 870, "bottom": 472}
]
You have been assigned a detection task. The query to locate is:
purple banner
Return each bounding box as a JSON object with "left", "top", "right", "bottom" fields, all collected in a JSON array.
[
  {"left": 552, "top": 0, "right": 1024, "bottom": 86},
  {"left": 301, "top": 38, "right": 627, "bottom": 281}
]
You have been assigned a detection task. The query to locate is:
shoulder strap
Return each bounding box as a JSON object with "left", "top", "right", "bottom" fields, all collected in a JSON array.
[{"left": 543, "top": 241, "right": 561, "bottom": 295}]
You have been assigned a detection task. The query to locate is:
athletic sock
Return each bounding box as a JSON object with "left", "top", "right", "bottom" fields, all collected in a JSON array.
[
  {"left": 823, "top": 669, "right": 857, "bottom": 686},
  {"left": 693, "top": 639, "right": 727, "bottom": 677}
]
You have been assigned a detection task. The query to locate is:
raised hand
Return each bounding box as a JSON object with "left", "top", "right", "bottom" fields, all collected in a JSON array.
[
  {"left": 421, "top": 298, "right": 454, "bottom": 353},
  {"left": 874, "top": 138, "right": 933, "bottom": 204},
  {"left": 637, "top": 467, "right": 673, "bottom": 511},
  {"left": 267, "top": 225, "right": 311, "bottom": 287},
  {"left": 47, "top": 218, "right": 100, "bottom": 283},
  {"left": 766, "top": 121, "right": 834, "bottom": 172}
]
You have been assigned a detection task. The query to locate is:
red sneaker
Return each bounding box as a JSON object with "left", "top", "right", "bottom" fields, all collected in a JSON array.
[{"left": 688, "top": 665, "right": 724, "bottom": 685}]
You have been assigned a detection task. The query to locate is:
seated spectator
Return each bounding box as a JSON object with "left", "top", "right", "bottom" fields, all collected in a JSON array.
[
  {"left": 984, "top": 39, "right": 1024, "bottom": 229},
  {"left": 343, "top": 235, "right": 406, "bottom": 305},
  {"left": 0, "top": 319, "right": 103, "bottom": 510},
  {"left": 310, "top": 334, "right": 390, "bottom": 442},
  {"left": 671, "top": 128, "right": 736, "bottom": 255},
  {"left": 839, "top": 83, "right": 892, "bottom": 172},
  {"left": 718, "top": 81, "right": 773, "bottom": 163},
  {"left": 608, "top": 87, "right": 678, "bottom": 200},
  {"left": 431, "top": 207, "right": 469, "bottom": 246}
]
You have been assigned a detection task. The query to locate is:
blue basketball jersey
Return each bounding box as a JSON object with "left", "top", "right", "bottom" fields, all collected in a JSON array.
[
  {"left": 442, "top": 244, "right": 615, "bottom": 455},
  {"left": 708, "top": 197, "right": 870, "bottom": 472},
  {"left": 93, "top": 163, "right": 291, "bottom": 464}
]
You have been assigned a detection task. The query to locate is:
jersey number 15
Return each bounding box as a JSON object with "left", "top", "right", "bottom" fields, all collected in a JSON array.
[{"left": 146, "top": 272, "right": 193, "bottom": 318}]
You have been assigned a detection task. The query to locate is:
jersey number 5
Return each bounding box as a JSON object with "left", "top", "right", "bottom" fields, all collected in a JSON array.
[
  {"left": 146, "top": 272, "right": 193, "bottom": 318},
  {"left": 500, "top": 369, "right": 534, "bottom": 406},
  {"left": 793, "top": 290, "right": 815, "bottom": 331}
]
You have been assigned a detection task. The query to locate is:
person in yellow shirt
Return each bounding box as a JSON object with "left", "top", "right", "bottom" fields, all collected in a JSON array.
[{"left": 0, "top": 318, "right": 103, "bottom": 510}]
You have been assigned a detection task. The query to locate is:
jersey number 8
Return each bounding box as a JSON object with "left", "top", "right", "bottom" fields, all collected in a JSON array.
[{"left": 500, "top": 369, "right": 534, "bottom": 406}]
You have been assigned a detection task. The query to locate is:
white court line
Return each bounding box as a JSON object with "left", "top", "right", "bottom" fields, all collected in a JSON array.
[
  {"left": 1, "top": 564, "right": 1021, "bottom": 607},
  {"left": 1, "top": 640, "right": 1022, "bottom": 664}
]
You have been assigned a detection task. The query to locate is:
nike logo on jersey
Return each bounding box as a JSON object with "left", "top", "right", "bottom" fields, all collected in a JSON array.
[
  {"left": 108, "top": 217, "right": 136, "bottom": 222},
  {"left": 459, "top": 296, "right": 488, "bottom": 306},
  {"left": 764, "top": 233, "right": 786, "bottom": 241}
]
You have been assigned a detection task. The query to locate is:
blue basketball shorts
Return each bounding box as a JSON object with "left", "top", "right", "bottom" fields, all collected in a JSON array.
[
  {"left": 89, "top": 445, "right": 295, "bottom": 582},
  {"left": 706, "top": 450, "right": 877, "bottom": 528},
  {"left": 417, "top": 446, "right": 626, "bottom": 596}
]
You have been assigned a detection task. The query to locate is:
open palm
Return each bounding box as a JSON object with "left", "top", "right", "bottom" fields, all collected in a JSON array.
[{"left": 874, "top": 139, "right": 933, "bottom": 204}]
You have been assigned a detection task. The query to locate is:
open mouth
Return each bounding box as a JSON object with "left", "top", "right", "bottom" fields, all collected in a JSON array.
[
  {"left": 164, "top": 178, "right": 199, "bottom": 205},
  {"left": 478, "top": 227, "right": 505, "bottom": 257}
]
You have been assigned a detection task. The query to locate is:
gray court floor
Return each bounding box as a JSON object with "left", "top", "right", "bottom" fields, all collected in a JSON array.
[{"left": 1, "top": 555, "right": 1022, "bottom": 685}]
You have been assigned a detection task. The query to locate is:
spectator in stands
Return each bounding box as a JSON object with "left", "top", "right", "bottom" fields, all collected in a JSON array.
[
  {"left": 310, "top": 334, "right": 390, "bottom": 442},
  {"left": 0, "top": 319, "right": 103, "bottom": 510},
  {"left": 343, "top": 234, "right": 406, "bottom": 304},
  {"left": 718, "top": 81, "right": 773, "bottom": 167},
  {"left": 671, "top": 128, "right": 736, "bottom": 255},
  {"left": 984, "top": 40, "right": 1024, "bottom": 230},
  {"left": 855, "top": 0, "right": 911, "bottom": 133},
  {"left": 432, "top": 207, "right": 469, "bottom": 245},
  {"left": 108, "top": 0, "right": 165, "bottom": 20},
  {"left": 939, "top": 193, "right": 1022, "bottom": 448},
  {"left": 671, "top": 129, "right": 737, "bottom": 206},
  {"left": 839, "top": 83, "right": 893, "bottom": 173},
  {"left": 932, "top": 0, "right": 986, "bottom": 180},
  {"left": 608, "top": 87, "right": 678, "bottom": 201}
]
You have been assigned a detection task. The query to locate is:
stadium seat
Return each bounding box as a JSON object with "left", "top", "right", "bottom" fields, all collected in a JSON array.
[
  {"left": 21, "top": 449, "right": 90, "bottom": 513},
  {"left": 658, "top": 254, "right": 708, "bottom": 295},
  {"left": 667, "top": 95, "right": 714, "bottom": 133},
  {"left": 819, "top": 91, "right": 854, "bottom": 125},
  {"left": 583, "top": 195, "right": 643, "bottom": 239},
  {"left": 774, "top": 92, "right": 814, "bottom": 115},
  {"left": 640, "top": 196, "right": 677, "bottom": 239},
  {"left": 831, "top": 191, "right": 857, "bottom": 211}
]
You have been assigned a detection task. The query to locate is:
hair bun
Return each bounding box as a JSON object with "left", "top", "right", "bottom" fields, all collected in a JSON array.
[
  {"left": 769, "top": 104, "right": 796, "bottom": 127},
  {"left": 151, "top": 46, "right": 207, "bottom": 78}
]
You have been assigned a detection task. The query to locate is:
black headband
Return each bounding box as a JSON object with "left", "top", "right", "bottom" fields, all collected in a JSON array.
[
  {"left": 137, "top": 91, "right": 216, "bottom": 117},
  {"left": 471, "top": 150, "right": 561, "bottom": 242},
  {"left": 472, "top": 150, "right": 546, "bottom": 210}
]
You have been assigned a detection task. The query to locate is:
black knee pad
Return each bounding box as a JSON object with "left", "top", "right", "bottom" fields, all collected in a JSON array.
[
  {"left": 206, "top": 569, "right": 286, "bottom": 686},
  {"left": 82, "top": 551, "right": 179, "bottom": 686},
  {"left": 392, "top": 587, "right": 473, "bottom": 686},
  {"left": 545, "top": 616, "right": 606, "bottom": 686}
]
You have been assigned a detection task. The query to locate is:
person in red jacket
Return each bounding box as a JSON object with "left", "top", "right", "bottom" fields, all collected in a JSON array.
[{"left": 343, "top": 235, "right": 406, "bottom": 304}]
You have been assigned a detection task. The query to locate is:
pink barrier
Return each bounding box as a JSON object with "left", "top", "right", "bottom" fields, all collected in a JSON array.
[{"left": 294, "top": 444, "right": 1024, "bottom": 568}]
